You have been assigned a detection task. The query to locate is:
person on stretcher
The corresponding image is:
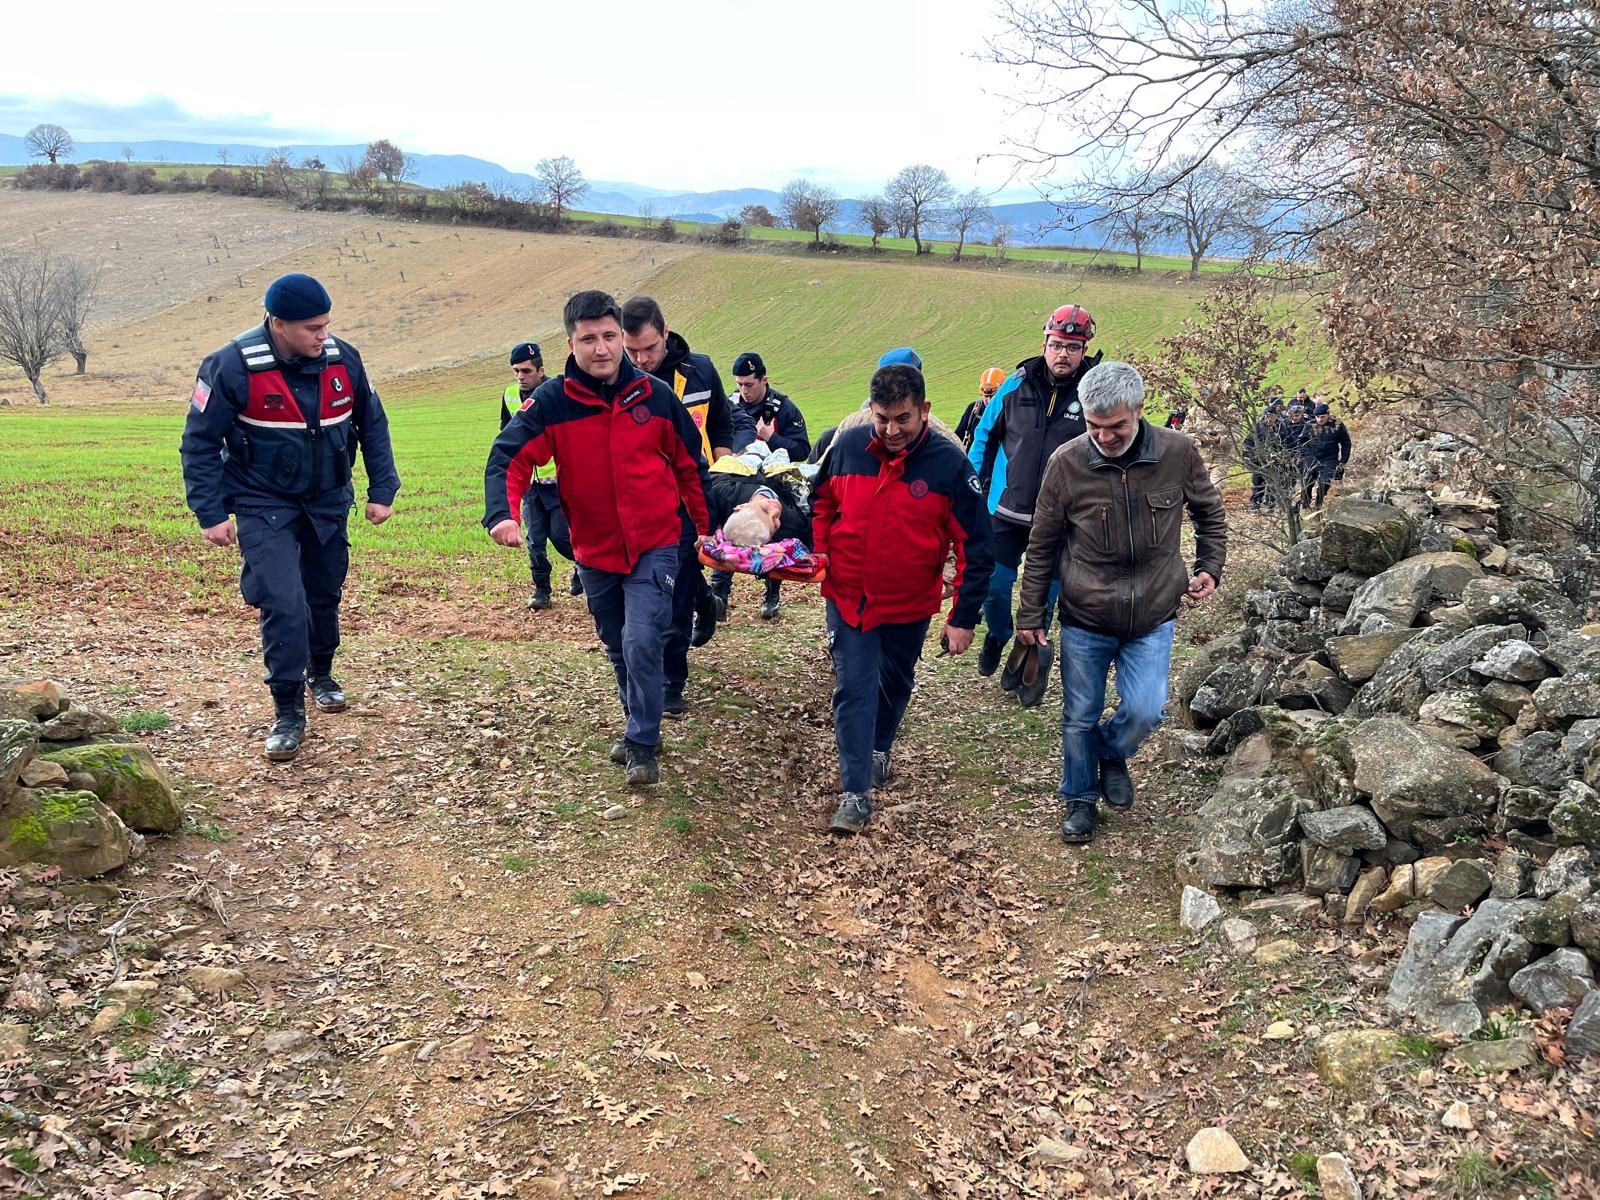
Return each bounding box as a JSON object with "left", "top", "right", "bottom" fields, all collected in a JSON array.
[{"left": 700, "top": 481, "right": 821, "bottom": 578}]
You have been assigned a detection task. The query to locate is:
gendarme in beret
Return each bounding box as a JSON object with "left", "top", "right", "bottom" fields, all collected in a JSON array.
[
  {"left": 264, "top": 273, "right": 332, "bottom": 321},
  {"left": 877, "top": 346, "right": 923, "bottom": 371},
  {"left": 510, "top": 342, "right": 542, "bottom": 366},
  {"left": 732, "top": 351, "right": 766, "bottom": 377}
]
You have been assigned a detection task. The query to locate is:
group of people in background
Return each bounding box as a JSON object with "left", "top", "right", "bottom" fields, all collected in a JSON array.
[
  {"left": 1242, "top": 387, "right": 1353, "bottom": 512},
  {"left": 181, "top": 274, "right": 1233, "bottom": 847}
]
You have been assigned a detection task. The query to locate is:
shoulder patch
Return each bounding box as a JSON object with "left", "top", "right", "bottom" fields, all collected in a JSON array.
[
  {"left": 967, "top": 474, "right": 983, "bottom": 494},
  {"left": 191, "top": 378, "right": 211, "bottom": 412}
]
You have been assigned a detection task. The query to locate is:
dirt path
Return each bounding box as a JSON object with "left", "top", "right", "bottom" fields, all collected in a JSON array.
[{"left": 1, "top": 593, "right": 1595, "bottom": 1199}]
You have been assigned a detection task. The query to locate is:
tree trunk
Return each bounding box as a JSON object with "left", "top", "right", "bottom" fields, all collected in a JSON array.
[
  {"left": 953, "top": 234, "right": 964, "bottom": 261},
  {"left": 28, "top": 373, "right": 47, "bottom": 405},
  {"left": 71, "top": 348, "right": 87, "bottom": 375},
  {"left": 913, "top": 225, "right": 925, "bottom": 255},
  {"left": 1190, "top": 253, "right": 1202, "bottom": 276},
  {"left": 1135, "top": 246, "right": 1144, "bottom": 272}
]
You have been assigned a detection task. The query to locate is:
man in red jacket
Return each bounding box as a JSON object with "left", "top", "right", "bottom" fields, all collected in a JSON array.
[
  {"left": 483, "top": 291, "right": 711, "bottom": 785},
  {"left": 811, "top": 363, "right": 995, "bottom": 834}
]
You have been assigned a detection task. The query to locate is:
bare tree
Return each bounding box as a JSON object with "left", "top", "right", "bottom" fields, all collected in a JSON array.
[
  {"left": 399, "top": 153, "right": 421, "bottom": 185},
  {"left": 779, "top": 179, "right": 839, "bottom": 246},
  {"left": 739, "top": 203, "right": 779, "bottom": 228},
  {"left": 535, "top": 156, "right": 588, "bottom": 221},
  {"left": 53, "top": 259, "right": 101, "bottom": 375},
  {"left": 217, "top": 146, "right": 232, "bottom": 166},
  {"left": 992, "top": 219, "right": 1013, "bottom": 262},
  {"left": 637, "top": 200, "right": 657, "bottom": 232},
  {"left": 945, "top": 189, "right": 993, "bottom": 261},
  {"left": 266, "top": 147, "right": 299, "bottom": 200},
  {"left": 0, "top": 249, "right": 95, "bottom": 404},
  {"left": 1151, "top": 158, "right": 1261, "bottom": 276},
  {"left": 362, "top": 139, "right": 407, "bottom": 186},
  {"left": 857, "top": 195, "right": 893, "bottom": 252},
  {"left": 301, "top": 155, "right": 325, "bottom": 172},
  {"left": 889, "top": 195, "right": 915, "bottom": 239},
  {"left": 886, "top": 164, "right": 954, "bottom": 254},
  {"left": 25, "top": 124, "right": 73, "bottom": 165},
  {"left": 120, "top": 145, "right": 135, "bottom": 163},
  {"left": 1103, "top": 182, "right": 1169, "bottom": 272}
]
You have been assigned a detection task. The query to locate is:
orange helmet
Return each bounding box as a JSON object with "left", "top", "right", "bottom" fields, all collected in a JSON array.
[{"left": 979, "top": 367, "right": 1006, "bottom": 397}]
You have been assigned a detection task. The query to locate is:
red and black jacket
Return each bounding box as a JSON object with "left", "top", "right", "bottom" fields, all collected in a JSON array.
[
  {"left": 811, "top": 424, "right": 994, "bottom": 632},
  {"left": 483, "top": 356, "right": 711, "bottom": 574}
]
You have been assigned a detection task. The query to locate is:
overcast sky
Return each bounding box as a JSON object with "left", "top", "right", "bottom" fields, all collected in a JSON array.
[{"left": 3, "top": 0, "right": 1055, "bottom": 197}]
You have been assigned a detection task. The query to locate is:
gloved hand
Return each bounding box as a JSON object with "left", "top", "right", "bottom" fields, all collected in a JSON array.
[{"left": 1333, "top": 466, "right": 1346, "bottom": 481}]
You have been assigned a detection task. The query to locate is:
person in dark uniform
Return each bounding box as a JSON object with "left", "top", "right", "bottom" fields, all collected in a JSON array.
[
  {"left": 500, "top": 342, "right": 581, "bottom": 609},
  {"left": 1298, "top": 402, "right": 1352, "bottom": 509},
  {"left": 179, "top": 273, "right": 400, "bottom": 762},
  {"left": 715, "top": 350, "right": 811, "bottom": 620},
  {"left": 619, "top": 295, "right": 743, "bottom": 716}
]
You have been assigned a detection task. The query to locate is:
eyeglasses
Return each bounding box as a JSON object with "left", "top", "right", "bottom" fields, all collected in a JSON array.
[{"left": 1045, "top": 340, "right": 1086, "bottom": 353}]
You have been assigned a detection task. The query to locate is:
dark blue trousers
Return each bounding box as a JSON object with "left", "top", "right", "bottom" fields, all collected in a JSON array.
[
  {"left": 664, "top": 516, "right": 700, "bottom": 693},
  {"left": 237, "top": 508, "right": 348, "bottom": 692},
  {"left": 520, "top": 482, "right": 574, "bottom": 587},
  {"left": 579, "top": 546, "right": 678, "bottom": 747},
  {"left": 825, "top": 602, "right": 930, "bottom": 794}
]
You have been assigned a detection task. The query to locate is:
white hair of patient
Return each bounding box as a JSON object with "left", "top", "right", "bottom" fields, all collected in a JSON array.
[{"left": 723, "top": 507, "right": 775, "bottom": 548}]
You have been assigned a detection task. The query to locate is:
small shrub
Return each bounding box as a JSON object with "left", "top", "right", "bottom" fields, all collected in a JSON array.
[
  {"left": 591, "top": 219, "right": 624, "bottom": 238},
  {"left": 503, "top": 854, "right": 533, "bottom": 873},
  {"left": 128, "top": 1141, "right": 161, "bottom": 1165},
  {"left": 572, "top": 888, "right": 610, "bottom": 906},
  {"left": 655, "top": 218, "right": 678, "bottom": 242}
]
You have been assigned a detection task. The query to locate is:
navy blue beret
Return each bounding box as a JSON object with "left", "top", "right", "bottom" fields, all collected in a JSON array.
[
  {"left": 264, "top": 273, "right": 332, "bottom": 321},
  {"left": 510, "top": 342, "right": 542, "bottom": 366},
  {"left": 1313, "top": 403, "right": 1330, "bottom": 415},
  {"left": 732, "top": 351, "right": 766, "bottom": 377},
  {"left": 877, "top": 346, "right": 923, "bottom": 370}
]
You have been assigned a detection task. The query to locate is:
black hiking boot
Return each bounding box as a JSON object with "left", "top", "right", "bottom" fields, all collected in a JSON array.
[
  {"left": 663, "top": 687, "right": 686, "bottom": 719},
  {"left": 1014, "top": 642, "right": 1053, "bottom": 708},
  {"left": 977, "top": 633, "right": 1005, "bottom": 678},
  {"left": 1100, "top": 758, "right": 1135, "bottom": 810},
  {"left": 527, "top": 583, "right": 554, "bottom": 610},
  {"left": 828, "top": 791, "right": 873, "bottom": 835},
  {"left": 1060, "top": 799, "right": 1098, "bottom": 844},
  {"left": 624, "top": 739, "right": 660, "bottom": 786},
  {"left": 760, "top": 579, "right": 782, "bottom": 620},
  {"left": 569, "top": 572, "right": 585, "bottom": 597},
  {"left": 691, "top": 587, "right": 719, "bottom": 647},
  {"left": 264, "top": 688, "right": 306, "bottom": 763},
  {"left": 305, "top": 671, "right": 347, "bottom": 713},
  {"left": 610, "top": 737, "right": 628, "bottom": 765}
]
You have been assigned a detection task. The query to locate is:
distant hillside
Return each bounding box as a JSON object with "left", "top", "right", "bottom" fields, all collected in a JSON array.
[{"left": 0, "top": 131, "right": 1244, "bottom": 255}]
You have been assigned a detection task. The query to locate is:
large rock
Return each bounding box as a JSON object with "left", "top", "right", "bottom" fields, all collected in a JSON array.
[
  {"left": 1320, "top": 571, "right": 1367, "bottom": 615},
  {"left": 1417, "top": 690, "right": 1507, "bottom": 748},
  {"left": 1473, "top": 640, "right": 1550, "bottom": 684},
  {"left": 1193, "top": 775, "right": 1316, "bottom": 888},
  {"left": 1481, "top": 680, "right": 1535, "bottom": 720},
  {"left": 1348, "top": 626, "right": 1457, "bottom": 718},
  {"left": 1317, "top": 1153, "right": 1364, "bottom": 1200},
  {"left": 1349, "top": 718, "right": 1502, "bottom": 839},
  {"left": 1573, "top": 896, "right": 1600, "bottom": 952},
  {"left": 1320, "top": 500, "right": 1417, "bottom": 576},
  {"left": 1509, "top": 948, "right": 1596, "bottom": 1014},
  {"left": 1184, "top": 1127, "right": 1249, "bottom": 1174},
  {"left": 1460, "top": 576, "right": 1580, "bottom": 635},
  {"left": 1340, "top": 561, "right": 1434, "bottom": 635},
  {"left": 1552, "top": 781, "right": 1600, "bottom": 848},
  {"left": 0, "top": 788, "right": 133, "bottom": 878},
  {"left": 1188, "top": 661, "right": 1270, "bottom": 726},
  {"left": 35, "top": 707, "right": 119, "bottom": 742},
  {"left": 1177, "top": 631, "right": 1253, "bottom": 722},
  {"left": 1326, "top": 630, "right": 1419, "bottom": 685},
  {"left": 1300, "top": 805, "right": 1388, "bottom": 852},
  {"left": 38, "top": 743, "right": 182, "bottom": 833},
  {"left": 1534, "top": 846, "right": 1594, "bottom": 899},
  {"left": 1419, "top": 623, "right": 1528, "bottom": 693},
  {"left": 0, "top": 721, "right": 38, "bottom": 789},
  {"left": 1425, "top": 858, "right": 1492, "bottom": 911},
  {"left": 1569, "top": 990, "right": 1600, "bottom": 1056},
  {"left": 1303, "top": 844, "right": 1361, "bottom": 896},
  {"left": 1408, "top": 550, "right": 1486, "bottom": 602},
  {"left": 1285, "top": 537, "right": 1339, "bottom": 584},
  {"left": 1277, "top": 675, "right": 1356, "bottom": 714},
  {"left": 1543, "top": 632, "right": 1600, "bottom": 676},
  {"left": 1180, "top": 886, "right": 1224, "bottom": 934},
  {"left": 1387, "top": 902, "right": 1539, "bottom": 1036},
  {"left": 1314, "top": 1027, "right": 1405, "bottom": 1087},
  {"left": 1497, "top": 731, "right": 1571, "bottom": 791},
  {"left": 1533, "top": 674, "right": 1600, "bottom": 723}
]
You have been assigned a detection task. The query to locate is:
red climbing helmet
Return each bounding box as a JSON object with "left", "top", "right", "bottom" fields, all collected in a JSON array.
[{"left": 1043, "top": 304, "right": 1095, "bottom": 341}]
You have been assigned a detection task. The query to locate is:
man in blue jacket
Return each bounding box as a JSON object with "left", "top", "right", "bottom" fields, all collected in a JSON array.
[
  {"left": 967, "top": 304, "right": 1097, "bottom": 707},
  {"left": 499, "top": 341, "right": 581, "bottom": 609},
  {"left": 179, "top": 273, "right": 400, "bottom": 762}
]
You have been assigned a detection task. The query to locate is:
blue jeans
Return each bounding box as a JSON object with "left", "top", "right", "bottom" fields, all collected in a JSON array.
[
  {"left": 984, "top": 520, "right": 1060, "bottom": 644},
  {"left": 578, "top": 545, "right": 677, "bottom": 747},
  {"left": 825, "top": 602, "right": 930, "bottom": 794},
  {"left": 1058, "top": 621, "right": 1175, "bottom": 802}
]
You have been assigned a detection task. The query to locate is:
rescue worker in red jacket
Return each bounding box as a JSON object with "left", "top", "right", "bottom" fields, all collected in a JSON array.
[
  {"left": 483, "top": 291, "right": 711, "bottom": 786},
  {"left": 179, "top": 273, "right": 400, "bottom": 763},
  {"left": 810, "top": 363, "right": 994, "bottom": 834}
]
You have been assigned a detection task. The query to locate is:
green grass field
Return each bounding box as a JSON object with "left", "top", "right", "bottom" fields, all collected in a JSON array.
[{"left": 0, "top": 241, "right": 1332, "bottom": 610}]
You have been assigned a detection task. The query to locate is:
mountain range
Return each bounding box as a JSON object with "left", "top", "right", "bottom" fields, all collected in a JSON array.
[{"left": 0, "top": 133, "right": 1177, "bottom": 254}]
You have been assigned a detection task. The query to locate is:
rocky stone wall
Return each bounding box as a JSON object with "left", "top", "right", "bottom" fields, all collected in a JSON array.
[
  {"left": 1176, "top": 489, "right": 1600, "bottom": 1054},
  {"left": 0, "top": 679, "right": 183, "bottom": 879}
]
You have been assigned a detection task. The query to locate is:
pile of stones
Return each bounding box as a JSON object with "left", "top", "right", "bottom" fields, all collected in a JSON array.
[
  {"left": 0, "top": 679, "right": 183, "bottom": 879},
  {"left": 1175, "top": 492, "right": 1600, "bottom": 1051}
]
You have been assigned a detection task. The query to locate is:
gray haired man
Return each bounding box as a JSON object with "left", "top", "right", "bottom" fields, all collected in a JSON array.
[{"left": 1014, "top": 361, "right": 1228, "bottom": 844}]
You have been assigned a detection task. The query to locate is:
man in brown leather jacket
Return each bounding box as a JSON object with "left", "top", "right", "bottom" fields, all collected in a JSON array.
[{"left": 1015, "top": 361, "right": 1227, "bottom": 845}]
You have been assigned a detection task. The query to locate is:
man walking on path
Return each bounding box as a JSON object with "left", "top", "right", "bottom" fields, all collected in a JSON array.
[
  {"left": 811, "top": 363, "right": 993, "bottom": 835},
  {"left": 1297, "top": 402, "right": 1352, "bottom": 510},
  {"left": 619, "top": 296, "right": 742, "bottom": 710},
  {"left": 1015, "top": 361, "right": 1227, "bottom": 845},
  {"left": 499, "top": 341, "right": 581, "bottom": 609},
  {"left": 967, "top": 304, "right": 1100, "bottom": 706},
  {"left": 485, "top": 291, "right": 711, "bottom": 785},
  {"left": 180, "top": 272, "right": 400, "bottom": 763}
]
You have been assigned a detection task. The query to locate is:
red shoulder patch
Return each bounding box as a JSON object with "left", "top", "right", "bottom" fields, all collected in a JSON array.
[{"left": 190, "top": 378, "right": 211, "bottom": 412}]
